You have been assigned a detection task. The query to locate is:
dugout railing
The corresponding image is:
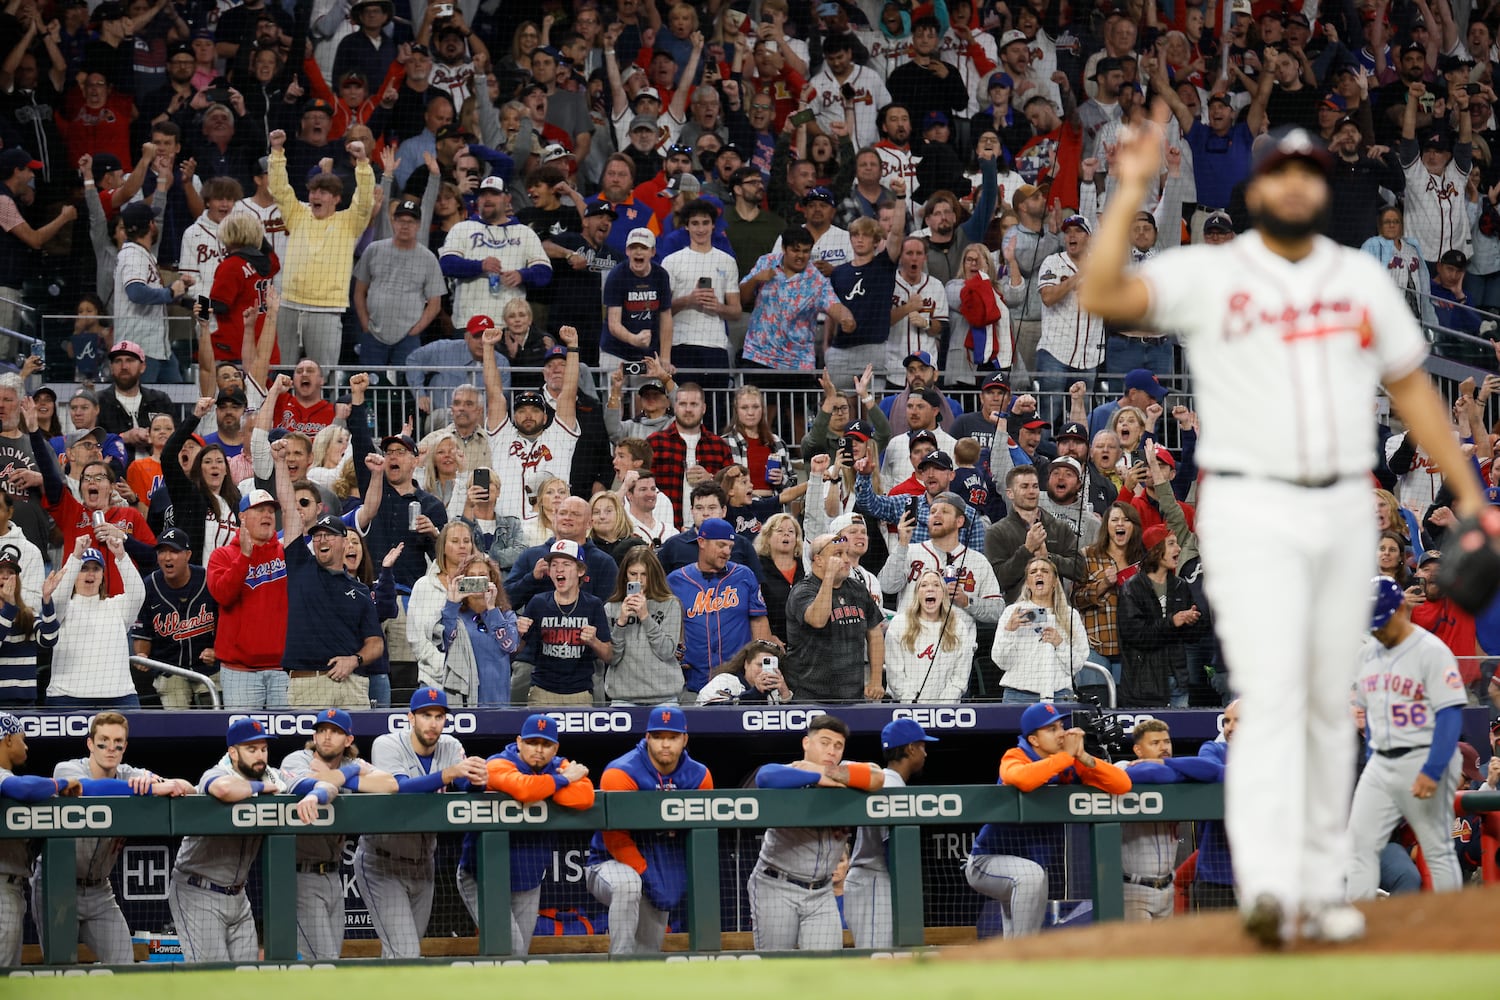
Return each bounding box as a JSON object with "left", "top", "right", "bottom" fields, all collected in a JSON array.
[{"left": 7, "top": 786, "right": 1500, "bottom": 968}]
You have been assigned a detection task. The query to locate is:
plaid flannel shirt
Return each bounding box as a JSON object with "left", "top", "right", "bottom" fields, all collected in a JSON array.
[
  {"left": 1072, "top": 551, "right": 1122, "bottom": 658},
  {"left": 853, "top": 475, "right": 986, "bottom": 552},
  {"left": 647, "top": 423, "right": 734, "bottom": 514}
]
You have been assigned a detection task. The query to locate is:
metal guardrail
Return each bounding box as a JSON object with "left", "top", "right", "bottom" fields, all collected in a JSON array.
[
  {"left": 128, "top": 655, "right": 222, "bottom": 709},
  {"left": 1076, "top": 662, "right": 1117, "bottom": 707}
]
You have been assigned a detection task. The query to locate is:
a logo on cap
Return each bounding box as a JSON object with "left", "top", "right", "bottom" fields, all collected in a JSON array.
[
  {"left": 252, "top": 720, "right": 264, "bottom": 732},
  {"left": 660, "top": 710, "right": 672, "bottom": 724},
  {"left": 1043, "top": 705, "right": 1056, "bottom": 716},
  {"left": 537, "top": 718, "right": 548, "bottom": 730},
  {"left": 325, "top": 709, "right": 336, "bottom": 719},
  {"left": 427, "top": 689, "right": 439, "bottom": 701}
]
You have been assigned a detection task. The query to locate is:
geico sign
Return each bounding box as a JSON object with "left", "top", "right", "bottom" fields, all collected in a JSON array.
[
  {"left": 543, "top": 710, "right": 633, "bottom": 734},
  {"left": 660, "top": 797, "right": 759, "bottom": 822},
  {"left": 17, "top": 714, "right": 91, "bottom": 738},
  {"left": 866, "top": 793, "right": 963, "bottom": 819},
  {"left": 446, "top": 799, "right": 548, "bottom": 825},
  {"left": 230, "top": 713, "right": 324, "bottom": 736},
  {"left": 230, "top": 803, "right": 335, "bottom": 827},
  {"left": 888, "top": 707, "right": 977, "bottom": 729},
  {"left": 387, "top": 712, "right": 477, "bottom": 735},
  {"left": 1111, "top": 714, "right": 1157, "bottom": 730},
  {"left": 6, "top": 804, "right": 113, "bottom": 831},
  {"left": 740, "top": 708, "right": 826, "bottom": 732},
  {"left": 1067, "top": 791, "right": 1165, "bottom": 816}
]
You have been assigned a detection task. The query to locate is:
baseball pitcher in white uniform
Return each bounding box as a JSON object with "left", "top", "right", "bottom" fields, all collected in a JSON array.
[
  {"left": 1346, "top": 577, "right": 1467, "bottom": 899},
  {"left": 843, "top": 720, "right": 938, "bottom": 949},
  {"left": 1079, "top": 119, "right": 1486, "bottom": 948}
]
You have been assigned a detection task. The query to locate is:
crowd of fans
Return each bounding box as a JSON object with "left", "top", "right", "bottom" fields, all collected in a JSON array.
[{"left": 4, "top": 0, "right": 1500, "bottom": 712}]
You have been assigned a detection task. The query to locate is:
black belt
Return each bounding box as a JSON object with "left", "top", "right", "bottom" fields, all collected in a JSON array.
[
  {"left": 184, "top": 874, "right": 245, "bottom": 896},
  {"left": 77, "top": 877, "right": 108, "bottom": 888},
  {"left": 758, "top": 865, "right": 832, "bottom": 891},
  {"left": 1210, "top": 469, "right": 1345, "bottom": 490},
  {"left": 1124, "top": 872, "right": 1174, "bottom": 890},
  {"left": 296, "top": 861, "right": 338, "bottom": 874},
  {"left": 1111, "top": 332, "right": 1171, "bottom": 346},
  {"left": 1376, "top": 745, "right": 1429, "bottom": 758},
  {"left": 374, "top": 847, "right": 426, "bottom": 865}
]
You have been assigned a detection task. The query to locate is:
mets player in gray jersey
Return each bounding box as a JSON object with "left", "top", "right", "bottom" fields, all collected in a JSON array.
[
  {"left": 169, "top": 718, "right": 333, "bottom": 962},
  {"left": 844, "top": 718, "right": 938, "bottom": 949},
  {"left": 32, "top": 712, "right": 193, "bottom": 964},
  {"left": 279, "top": 707, "right": 399, "bottom": 960},
  {"left": 354, "top": 687, "right": 487, "bottom": 958},
  {"left": 751, "top": 715, "right": 885, "bottom": 951},
  {"left": 1346, "top": 577, "right": 1467, "bottom": 904}
]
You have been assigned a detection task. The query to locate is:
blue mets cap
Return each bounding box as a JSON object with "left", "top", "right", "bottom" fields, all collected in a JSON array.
[
  {"left": 226, "top": 717, "right": 270, "bottom": 747},
  {"left": 1019, "top": 702, "right": 1070, "bottom": 737},
  {"left": 1370, "top": 575, "right": 1405, "bottom": 631},
  {"left": 410, "top": 687, "right": 449, "bottom": 712},
  {"left": 520, "top": 714, "right": 560, "bottom": 742},
  {"left": 316, "top": 708, "right": 353, "bottom": 734},
  {"left": 645, "top": 706, "right": 688, "bottom": 734},
  {"left": 881, "top": 718, "right": 940, "bottom": 750}
]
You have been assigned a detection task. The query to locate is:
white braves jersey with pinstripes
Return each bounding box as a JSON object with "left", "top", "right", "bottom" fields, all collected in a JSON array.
[
  {"left": 175, "top": 763, "right": 294, "bottom": 886},
  {"left": 280, "top": 748, "right": 349, "bottom": 865},
  {"left": 1137, "top": 233, "right": 1428, "bottom": 481},
  {"left": 1402, "top": 157, "right": 1471, "bottom": 262},
  {"left": 1354, "top": 627, "right": 1467, "bottom": 751},
  {"left": 847, "top": 768, "right": 904, "bottom": 870},
  {"left": 53, "top": 758, "right": 151, "bottom": 880},
  {"left": 882, "top": 541, "right": 1004, "bottom": 623},
  {"left": 1037, "top": 251, "right": 1105, "bottom": 369},
  {"left": 886, "top": 272, "right": 948, "bottom": 383},
  {"left": 487, "top": 419, "right": 580, "bottom": 523},
  {"left": 361, "top": 732, "right": 467, "bottom": 862},
  {"left": 0, "top": 766, "right": 28, "bottom": 875}
]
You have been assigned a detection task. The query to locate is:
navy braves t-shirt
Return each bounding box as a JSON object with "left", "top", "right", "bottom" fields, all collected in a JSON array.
[
  {"left": 829, "top": 254, "right": 899, "bottom": 348},
  {"left": 601, "top": 261, "right": 673, "bottom": 361}
]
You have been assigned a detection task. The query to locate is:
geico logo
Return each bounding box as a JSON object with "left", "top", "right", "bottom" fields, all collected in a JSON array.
[
  {"left": 1067, "top": 791, "right": 1165, "bottom": 816},
  {"left": 666, "top": 954, "right": 762, "bottom": 962},
  {"left": 888, "top": 707, "right": 977, "bottom": 729},
  {"left": 446, "top": 799, "right": 549, "bottom": 825},
  {"left": 230, "top": 803, "right": 335, "bottom": 827},
  {"left": 17, "top": 714, "right": 91, "bottom": 738},
  {"left": 543, "top": 710, "right": 632, "bottom": 734},
  {"left": 865, "top": 793, "right": 963, "bottom": 819},
  {"left": 7, "top": 969, "right": 114, "bottom": 977},
  {"left": 233, "top": 964, "right": 337, "bottom": 972},
  {"left": 229, "top": 713, "right": 320, "bottom": 736},
  {"left": 659, "top": 797, "right": 760, "bottom": 822},
  {"left": 387, "top": 712, "right": 478, "bottom": 734},
  {"left": 1111, "top": 714, "right": 1156, "bottom": 730},
  {"left": 740, "top": 708, "right": 827, "bottom": 732},
  {"left": 5, "top": 804, "right": 113, "bottom": 831}
]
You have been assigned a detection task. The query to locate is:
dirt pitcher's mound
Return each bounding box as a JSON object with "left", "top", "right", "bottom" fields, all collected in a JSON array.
[{"left": 959, "top": 883, "right": 1500, "bottom": 959}]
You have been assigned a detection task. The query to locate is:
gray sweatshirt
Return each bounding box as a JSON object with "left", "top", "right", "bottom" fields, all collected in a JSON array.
[{"left": 604, "top": 597, "right": 684, "bottom": 703}]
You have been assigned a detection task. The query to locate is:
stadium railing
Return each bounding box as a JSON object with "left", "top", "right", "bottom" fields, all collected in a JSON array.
[
  {"left": 7, "top": 786, "right": 1498, "bottom": 968},
  {"left": 128, "top": 655, "right": 222, "bottom": 709}
]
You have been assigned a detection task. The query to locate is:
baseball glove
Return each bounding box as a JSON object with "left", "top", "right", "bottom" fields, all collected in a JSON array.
[{"left": 1437, "top": 508, "right": 1500, "bottom": 614}]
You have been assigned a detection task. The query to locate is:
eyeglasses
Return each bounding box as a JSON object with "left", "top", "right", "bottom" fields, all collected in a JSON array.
[
  {"left": 751, "top": 103, "right": 774, "bottom": 111},
  {"left": 81, "top": 473, "right": 111, "bottom": 484},
  {"left": 667, "top": 143, "right": 693, "bottom": 156}
]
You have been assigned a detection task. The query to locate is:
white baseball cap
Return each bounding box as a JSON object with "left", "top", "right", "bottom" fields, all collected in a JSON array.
[
  {"left": 547, "top": 539, "right": 587, "bottom": 565},
  {"left": 626, "top": 227, "right": 656, "bottom": 250},
  {"left": 999, "top": 29, "right": 1029, "bottom": 48},
  {"left": 478, "top": 176, "right": 507, "bottom": 194}
]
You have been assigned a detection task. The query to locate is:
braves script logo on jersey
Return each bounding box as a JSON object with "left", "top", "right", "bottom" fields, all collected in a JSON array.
[
  {"left": 149, "top": 606, "right": 216, "bottom": 641},
  {"left": 508, "top": 439, "right": 555, "bottom": 472},
  {"left": 245, "top": 555, "right": 288, "bottom": 588},
  {"left": 468, "top": 231, "right": 526, "bottom": 251},
  {"left": 1223, "top": 294, "right": 1375, "bottom": 346}
]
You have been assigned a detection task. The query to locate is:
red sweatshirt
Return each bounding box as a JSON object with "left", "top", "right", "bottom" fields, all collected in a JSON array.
[{"left": 207, "top": 539, "right": 288, "bottom": 670}]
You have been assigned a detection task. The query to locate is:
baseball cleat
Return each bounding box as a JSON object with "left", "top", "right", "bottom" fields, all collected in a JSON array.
[
  {"left": 1242, "top": 893, "right": 1285, "bottom": 949},
  {"left": 1300, "top": 903, "right": 1365, "bottom": 944}
]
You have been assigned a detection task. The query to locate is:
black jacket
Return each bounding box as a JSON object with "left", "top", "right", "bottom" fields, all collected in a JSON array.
[
  {"left": 1118, "top": 570, "right": 1202, "bottom": 707},
  {"left": 96, "top": 385, "right": 175, "bottom": 457}
]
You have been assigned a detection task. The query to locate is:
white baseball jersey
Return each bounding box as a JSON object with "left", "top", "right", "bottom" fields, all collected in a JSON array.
[
  {"left": 878, "top": 540, "right": 1004, "bottom": 622},
  {"left": 809, "top": 65, "right": 890, "bottom": 148},
  {"left": 440, "top": 219, "right": 551, "bottom": 329},
  {"left": 361, "top": 731, "right": 469, "bottom": 863},
  {"left": 114, "top": 241, "right": 170, "bottom": 360},
  {"left": 236, "top": 197, "right": 288, "bottom": 286},
  {"left": 871, "top": 142, "right": 920, "bottom": 211},
  {"left": 773, "top": 226, "right": 854, "bottom": 271},
  {"left": 866, "top": 34, "right": 913, "bottom": 76},
  {"left": 1137, "top": 233, "right": 1428, "bottom": 482},
  {"left": 886, "top": 271, "right": 948, "bottom": 383},
  {"left": 53, "top": 758, "right": 152, "bottom": 880},
  {"left": 1037, "top": 251, "right": 1105, "bottom": 369},
  {"left": 847, "top": 767, "right": 904, "bottom": 870},
  {"left": 1383, "top": 432, "right": 1447, "bottom": 514},
  {"left": 1354, "top": 628, "right": 1467, "bottom": 752},
  {"left": 487, "top": 417, "right": 581, "bottom": 521},
  {"left": 661, "top": 245, "right": 738, "bottom": 350},
  {"left": 174, "top": 762, "right": 294, "bottom": 886},
  {"left": 429, "top": 59, "right": 476, "bottom": 111},
  {"left": 881, "top": 426, "right": 957, "bottom": 486},
  {"left": 1402, "top": 157, "right": 1471, "bottom": 262},
  {"left": 938, "top": 29, "right": 1000, "bottom": 115},
  {"left": 179, "top": 213, "right": 227, "bottom": 294}
]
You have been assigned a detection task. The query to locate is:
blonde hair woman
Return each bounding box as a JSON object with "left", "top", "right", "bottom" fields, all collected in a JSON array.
[
  {"left": 519, "top": 473, "right": 572, "bottom": 549},
  {"left": 885, "top": 570, "right": 977, "bottom": 703},
  {"left": 754, "top": 512, "right": 805, "bottom": 644},
  {"left": 949, "top": 240, "right": 1014, "bottom": 382},
  {"left": 589, "top": 490, "right": 633, "bottom": 556},
  {"left": 416, "top": 433, "right": 474, "bottom": 518},
  {"left": 405, "top": 521, "right": 478, "bottom": 688},
  {"left": 991, "top": 557, "right": 1090, "bottom": 703},
  {"left": 308, "top": 423, "right": 350, "bottom": 489},
  {"left": 1109, "top": 405, "right": 1150, "bottom": 465}
]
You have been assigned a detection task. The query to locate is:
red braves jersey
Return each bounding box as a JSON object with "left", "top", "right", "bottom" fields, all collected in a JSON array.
[
  {"left": 273, "top": 395, "right": 335, "bottom": 436},
  {"left": 43, "top": 492, "right": 155, "bottom": 597}
]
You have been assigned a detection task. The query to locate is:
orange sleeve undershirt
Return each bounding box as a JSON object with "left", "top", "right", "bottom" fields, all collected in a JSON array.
[{"left": 599, "top": 768, "right": 647, "bottom": 873}]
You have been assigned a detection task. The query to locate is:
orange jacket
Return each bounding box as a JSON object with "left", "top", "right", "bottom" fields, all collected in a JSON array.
[
  {"left": 485, "top": 756, "right": 596, "bottom": 808},
  {"left": 999, "top": 744, "right": 1132, "bottom": 794},
  {"left": 599, "top": 765, "right": 715, "bottom": 873}
]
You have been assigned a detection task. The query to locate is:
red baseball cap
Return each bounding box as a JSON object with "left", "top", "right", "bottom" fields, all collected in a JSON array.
[{"left": 466, "top": 315, "right": 495, "bottom": 335}]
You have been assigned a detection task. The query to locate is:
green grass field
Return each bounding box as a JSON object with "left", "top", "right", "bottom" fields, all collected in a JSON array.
[{"left": 15, "top": 955, "right": 1500, "bottom": 1000}]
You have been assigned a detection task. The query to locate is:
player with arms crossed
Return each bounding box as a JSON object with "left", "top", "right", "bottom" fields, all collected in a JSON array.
[
  {"left": 750, "top": 715, "right": 885, "bottom": 952},
  {"left": 1346, "top": 577, "right": 1467, "bottom": 901},
  {"left": 1079, "top": 118, "right": 1488, "bottom": 947}
]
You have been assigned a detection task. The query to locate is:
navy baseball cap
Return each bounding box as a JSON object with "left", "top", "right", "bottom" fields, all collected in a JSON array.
[
  {"left": 903, "top": 350, "right": 936, "bottom": 368},
  {"left": 513, "top": 389, "right": 548, "bottom": 412},
  {"left": 309, "top": 513, "right": 347, "bottom": 536},
  {"left": 801, "top": 186, "right": 836, "bottom": 204},
  {"left": 543, "top": 345, "right": 569, "bottom": 363},
  {"left": 843, "top": 420, "right": 875, "bottom": 441},
  {"left": 154, "top": 528, "right": 191, "bottom": 552},
  {"left": 1019, "top": 702, "right": 1070, "bottom": 737},
  {"left": 645, "top": 706, "right": 689, "bottom": 734},
  {"left": 227, "top": 717, "right": 270, "bottom": 747},
  {"left": 410, "top": 687, "right": 449, "bottom": 712},
  {"left": 1251, "top": 125, "right": 1334, "bottom": 177},
  {"left": 1124, "top": 368, "right": 1168, "bottom": 400},
  {"left": 697, "top": 518, "right": 735, "bottom": 541},
  {"left": 1370, "top": 575, "right": 1405, "bottom": 630},
  {"left": 1057, "top": 421, "right": 1089, "bottom": 442},
  {"left": 520, "top": 714, "right": 560, "bottom": 742},
  {"left": 917, "top": 450, "right": 953, "bottom": 471},
  {"left": 881, "top": 718, "right": 940, "bottom": 750},
  {"left": 316, "top": 707, "right": 354, "bottom": 734},
  {"left": 80, "top": 547, "right": 105, "bottom": 567}
]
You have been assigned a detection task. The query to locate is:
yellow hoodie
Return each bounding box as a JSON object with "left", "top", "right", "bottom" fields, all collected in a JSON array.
[{"left": 268, "top": 149, "right": 373, "bottom": 309}]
